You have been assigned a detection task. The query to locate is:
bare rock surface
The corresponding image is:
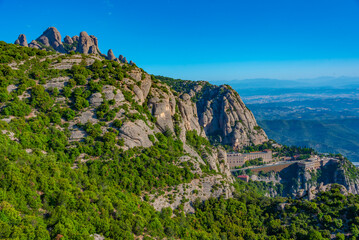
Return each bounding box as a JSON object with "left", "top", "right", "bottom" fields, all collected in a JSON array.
[
  {"left": 89, "top": 92, "right": 103, "bottom": 107},
  {"left": 63, "top": 35, "right": 73, "bottom": 45},
  {"left": 107, "top": 49, "right": 116, "bottom": 60},
  {"left": 118, "top": 120, "right": 154, "bottom": 148},
  {"left": 36, "top": 27, "right": 65, "bottom": 53},
  {"left": 6, "top": 84, "right": 17, "bottom": 93},
  {"left": 14, "top": 34, "right": 28, "bottom": 47},
  {"left": 78, "top": 110, "right": 98, "bottom": 124},
  {"left": 77, "top": 31, "right": 101, "bottom": 54},
  {"left": 44, "top": 77, "right": 69, "bottom": 90},
  {"left": 150, "top": 175, "right": 233, "bottom": 213},
  {"left": 28, "top": 40, "right": 42, "bottom": 49},
  {"left": 102, "top": 85, "right": 125, "bottom": 103}
]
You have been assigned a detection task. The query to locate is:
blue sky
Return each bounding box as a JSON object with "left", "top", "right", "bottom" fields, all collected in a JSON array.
[{"left": 1, "top": 0, "right": 359, "bottom": 81}]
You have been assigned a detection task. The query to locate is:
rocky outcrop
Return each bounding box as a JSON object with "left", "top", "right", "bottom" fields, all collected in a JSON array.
[
  {"left": 147, "top": 85, "right": 176, "bottom": 132},
  {"left": 63, "top": 35, "right": 73, "bottom": 45},
  {"left": 118, "top": 55, "right": 124, "bottom": 62},
  {"left": 36, "top": 27, "right": 66, "bottom": 53},
  {"left": 177, "top": 93, "right": 203, "bottom": 136},
  {"left": 107, "top": 49, "right": 116, "bottom": 60},
  {"left": 72, "top": 36, "right": 79, "bottom": 42},
  {"left": 89, "top": 92, "right": 103, "bottom": 107},
  {"left": 77, "top": 31, "right": 101, "bottom": 54},
  {"left": 119, "top": 120, "right": 155, "bottom": 148},
  {"left": 14, "top": 34, "right": 28, "bottom": 47},
  {"left": 150, "top": 175, "right": 233, "bottom": 213},
  {"left": 28, "top": 40, "right": 42, "bottom": 49},
  {"left": 196, "top": 85, "right": 267, "bottom": 149},
  {"left": 102, "top": 85, "right": 125, "bottom": 104}
]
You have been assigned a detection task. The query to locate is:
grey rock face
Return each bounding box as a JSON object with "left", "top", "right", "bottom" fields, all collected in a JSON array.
[
  {"left": 63, "top": 35, "right": 73, "bottom": 45},
  {"left": 28, "top": 40, "right": 42, "bottom": 49},
  {"left": 196, "top": 85, "right": 267, "bottom": 149},
  {"left": 72, "top": 36, "right": 79, "bottom": 42},
  {"left": 89, "top": 92, "right": 103, "bottom": 107},
  {"left": 119, "top": 120, "right": 154, "bottom": 148},
  {"left": 14, "top": 34, "right": 28, "bottom": 47},
  {"left": 147, "top": 88, "right": 176, "bottom": 132},
  {"left": 78, "top": 110, "right": 98, "bottom": 124},
  {"left": 102, "top": 85, "right": 125, "bottom": 103},
  {"left": 151, "top": 175, "right": 233, "bottom": 213},
  {"left": 107, "top": 49, "right": 116, "bottom": 60},
  {"left": 118, "top": 55, "right": 124, "bottom": 62},
  {"left": 177, "top": 93, "right": 203, "bottom": 136},
  {"left": 36, "top": 27, "right": 66, "bottom": 53},
  {"left": 77, "top": 31, "right": 100, "bottom": 54},
  {"left": 123, "top": 57, "right": 128, "bottom": 64}
]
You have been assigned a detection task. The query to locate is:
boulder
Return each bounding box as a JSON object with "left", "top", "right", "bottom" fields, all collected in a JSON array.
[{"left": 14, "top": 34, "right": 28, "bottom": 47}]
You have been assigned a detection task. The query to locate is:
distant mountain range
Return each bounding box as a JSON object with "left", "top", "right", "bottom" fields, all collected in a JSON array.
[{"left": 210, "top": 76, "right": 359, "bottom": 89}]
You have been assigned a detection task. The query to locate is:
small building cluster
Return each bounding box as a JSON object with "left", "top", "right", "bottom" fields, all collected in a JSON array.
[
  {"left": 298, "top": 156, "right": 338, "bottom": 171},
  {"left": 227, "top": 150, "right": 273, "bottom": 169}
]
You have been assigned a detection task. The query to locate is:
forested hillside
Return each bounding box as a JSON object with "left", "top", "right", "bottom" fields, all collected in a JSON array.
[{"left": 1, "top": 41, "right": 359, "bottom": 239}]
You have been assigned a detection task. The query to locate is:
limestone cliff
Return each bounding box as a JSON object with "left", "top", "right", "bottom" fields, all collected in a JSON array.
[{"left": 258, "top": 158, "right": 359, "bottom": 200}]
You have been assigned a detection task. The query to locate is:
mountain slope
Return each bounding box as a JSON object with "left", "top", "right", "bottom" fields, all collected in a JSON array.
[
  {"left": 259, "top": 119, "right": 359, "bottom": 161},
  {"left": 2, "top": 28, "right": 359, "bottom": 239}
]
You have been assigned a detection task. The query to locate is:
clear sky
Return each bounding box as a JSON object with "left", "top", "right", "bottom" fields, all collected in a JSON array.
[{"left": 1, "top": 0, "right": 359, "bottom": 81}]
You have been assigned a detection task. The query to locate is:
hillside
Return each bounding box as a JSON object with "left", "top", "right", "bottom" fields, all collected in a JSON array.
[
  {"left": 1, "top": 27, "right": 359, "bottom": 239},
  {"left": 259, "top": 119, "right": 359, "bottom": 162}
]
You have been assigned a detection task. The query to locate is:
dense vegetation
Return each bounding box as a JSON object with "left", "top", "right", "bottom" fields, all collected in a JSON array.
[{"left": 1, "top": 42, "right": 359, "bottom": 239}]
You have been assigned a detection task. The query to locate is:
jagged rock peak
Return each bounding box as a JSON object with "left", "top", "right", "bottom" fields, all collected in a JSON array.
[
  {"left": 36, "top": 27, "right": 65, "bottom": 53},
  {"left": 63, "top": 35, "right": 73, "bottom": 45},
  {"left": 72, "top": 35, "right": 79, "bottom": 42},
  {"left": 129, "top": 60, "right": 135, "bottom": 65},
  {"left": 77, "top": 31, "right": 101, "bottom": 55},
  {"left": 107, "top": 49, "right": 116, "bottom": 60},
  {"left": 28, "top": 40, "right": 41, "bottom": 49},
  {"left": 123, "top": 57, "right": 128, "bottom": 64},
  {"left": 118, "top": 55, "right": 124, "bottom": 62},
  {"left": 14, "top": 34, "right": 28, "bottom": 47}
]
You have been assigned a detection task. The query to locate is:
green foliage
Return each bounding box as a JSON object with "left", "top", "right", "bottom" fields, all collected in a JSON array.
[
  {"left": 30, "top": 85, "right": 54, "bottom": 111},
  {"left": 2, "top": 99, "right": 31, "bottom": 117},
  {"left": 1, "top": 41, "right": 359, "bottom": 240}
]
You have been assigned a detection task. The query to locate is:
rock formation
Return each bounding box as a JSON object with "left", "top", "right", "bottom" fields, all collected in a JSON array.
[
  {"left": 173, "top": 82, "right": 268, "bottom": 149},
  {"left": 36, "top": 27, "right": 66, "bottom": 53},
  {"left": 118, "top": 55, "right": 124, "bottom": 62},
  {"left": 14, "top": 34, "right": 28, "bottom": 47},
  {"left": 107, "top": 49, "right": 116, "bottom": 60},
  {"left": 77, "top": 31, "right": 101, "bottom": 54},
  {"left": 63, "top": 35, "right": 73, "bottom": 45},
  {"left": 72, "top": 36, "right": 79, "bottom": 42},
  {"left": 28, "top": 40, "right": 42, "bottom": 49}
]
